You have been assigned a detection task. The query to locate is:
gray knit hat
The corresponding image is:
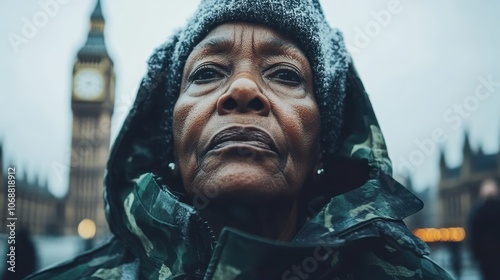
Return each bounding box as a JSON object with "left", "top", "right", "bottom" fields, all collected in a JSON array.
[{"left": 139, "top": 0, "right": 350, "bottom": 166}]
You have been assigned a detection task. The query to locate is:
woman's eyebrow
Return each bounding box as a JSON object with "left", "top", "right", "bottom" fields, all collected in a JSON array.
[
  {"left": 256, "top": 37, "right": 301, "bottom": 56},
  {"left": 192, "top": 37, "right": 234, "bottom": 58}
]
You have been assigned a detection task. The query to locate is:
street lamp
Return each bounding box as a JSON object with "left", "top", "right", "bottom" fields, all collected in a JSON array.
[{"left": 77, "top": 218, "right": 96, "bottom": 251}]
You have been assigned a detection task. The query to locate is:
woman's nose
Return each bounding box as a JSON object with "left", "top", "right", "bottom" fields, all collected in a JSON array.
[{"left": 217, "top": 76, "right": 271, "bottom": 116}]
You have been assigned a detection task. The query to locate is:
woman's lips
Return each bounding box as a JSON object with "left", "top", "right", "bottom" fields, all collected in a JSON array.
[
  {"left": 212, "top": 140, "right": 271, "bottom": 151},
  {"left": 208, "top": 126, "right": 278, "bottom": 154}
]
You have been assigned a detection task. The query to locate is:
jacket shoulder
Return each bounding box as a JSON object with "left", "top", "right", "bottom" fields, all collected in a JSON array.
[
  {"left": 26, "top": 236, "right": 137, "bottom": 280},
  {"left": 339, "top": 239, "right": 454, "bottom": 279}
]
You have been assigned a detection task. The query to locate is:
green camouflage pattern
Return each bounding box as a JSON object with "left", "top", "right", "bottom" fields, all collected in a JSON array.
[{"left": 27, "top": 59, "right": 454, "bottom": 279}]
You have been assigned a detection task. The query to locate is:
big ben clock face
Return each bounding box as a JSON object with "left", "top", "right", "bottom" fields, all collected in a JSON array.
[{"left": 73, "top": 69, "right": 105, "bottom": 101}]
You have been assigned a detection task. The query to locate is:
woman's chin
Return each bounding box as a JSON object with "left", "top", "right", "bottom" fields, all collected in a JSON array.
[{"left": 190, "top": 163, "right": 295, "bottom": 202}]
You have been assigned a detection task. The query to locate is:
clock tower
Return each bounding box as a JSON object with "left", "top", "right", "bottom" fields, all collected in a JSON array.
[{"left": 65, "top": 0, "right": 114, "bottom": 237}]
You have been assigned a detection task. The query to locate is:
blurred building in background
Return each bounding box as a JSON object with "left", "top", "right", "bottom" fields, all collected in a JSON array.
[
  {"left": 403, "top": 131, "right": 499, "bottom": 279},
  {"left": 438, "top": 131, "right": 500, "bottom": 229},
  {"left": 1, "top": 145, "right": 65, "bottom": 236},
  {"left": 404, "top": 129, "right": 500, "bottom": 231},
  {"left": 1, "top": 0, "right": 114, "bottom": 240}
]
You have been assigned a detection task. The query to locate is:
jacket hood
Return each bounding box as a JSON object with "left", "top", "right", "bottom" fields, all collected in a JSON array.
[{"left": 103, "top": 0, "right": 428, "bottom": 278}]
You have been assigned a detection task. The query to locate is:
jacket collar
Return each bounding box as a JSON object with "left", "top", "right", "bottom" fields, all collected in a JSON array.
[{"left": 116, "top": 169, "right": 427, "bottom": 278}]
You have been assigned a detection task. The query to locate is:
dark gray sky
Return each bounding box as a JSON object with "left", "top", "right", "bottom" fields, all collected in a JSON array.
[{"left": 1, "top": 0, "right": 499, "bottom": 197}]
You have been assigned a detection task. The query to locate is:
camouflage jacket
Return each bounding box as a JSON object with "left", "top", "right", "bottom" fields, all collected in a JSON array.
[{"left": 27, "top": 58, "right": 454, "bottom": 279}]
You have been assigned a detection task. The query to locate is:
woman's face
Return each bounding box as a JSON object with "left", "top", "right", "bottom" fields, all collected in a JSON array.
[{"left": 173, "top": 23, "right": 320, "bottom": 203}]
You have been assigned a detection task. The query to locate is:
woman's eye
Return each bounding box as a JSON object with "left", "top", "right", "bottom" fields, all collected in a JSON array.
[
  {"left": 270, "top": 68, "right": 302, "bottom": 86},
  {"left": 190, "top": 67, "right": 224, "bottom": 84}
]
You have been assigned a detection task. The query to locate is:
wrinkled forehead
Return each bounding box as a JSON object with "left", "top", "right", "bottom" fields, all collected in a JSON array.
[
  {"left": 196, "top": 23, "right": 290, "bottom": 45},
  {"left": 187, "top": 22, "right": 310, "bottom": 64}
]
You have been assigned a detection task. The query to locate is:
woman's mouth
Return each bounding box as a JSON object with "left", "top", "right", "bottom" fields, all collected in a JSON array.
[{"left": 207, "top": 126, "right": 279, "bottom": 155}]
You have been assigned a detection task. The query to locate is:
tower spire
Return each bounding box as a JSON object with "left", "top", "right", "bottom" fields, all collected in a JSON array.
[
  {"left": 461, "top": 129, "right": 472, "bottom": 177},
  {"left": 463, "top": 129, "right": 472, "bottom": 156},
  {"left": 439, "top": 145, "right": 447, "bottom": 178},
  {"left": 91, "top": 0, "right": 104, "bottom": 21},
  {"left": 78, "top": 0, "right": 109, "bottom": 59}
]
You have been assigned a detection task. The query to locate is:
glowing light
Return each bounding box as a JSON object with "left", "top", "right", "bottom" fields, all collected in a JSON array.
[
  {"left": 78, "top": 219, "right": 96, "bottom": 239},
  {"left": 439, "top": 228, "right": 450, "bottom": 241},
  {"left": 412, "top": 227, "right": 466, "bottom": 243}
]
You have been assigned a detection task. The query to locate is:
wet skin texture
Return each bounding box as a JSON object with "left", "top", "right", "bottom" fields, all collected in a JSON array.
[{"left": 173, "top": 23, "right": 321, "bottom": 204}]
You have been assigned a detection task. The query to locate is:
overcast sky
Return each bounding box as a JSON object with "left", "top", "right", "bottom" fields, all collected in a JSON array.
[{"left": 1, "top": 0, "right": 499, "bottom": 197}]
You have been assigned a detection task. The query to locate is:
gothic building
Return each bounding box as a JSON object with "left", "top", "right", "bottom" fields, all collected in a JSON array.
[
  {"left": 1, "top": 0, "right": 114, "bottom": 237},
  {"left": 438, "top": 132, "right": 500, "bottom": 228},
  {"left": 64, "top": 0, "right": 115, "bottom": 237},
  {"left": 0, "top": 144, "right": 64, "bottom": 236}
]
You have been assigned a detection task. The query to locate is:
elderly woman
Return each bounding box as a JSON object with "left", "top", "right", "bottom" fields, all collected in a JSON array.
[{"left": 28, "top": 0, "right": 453, "bottom": 279}]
